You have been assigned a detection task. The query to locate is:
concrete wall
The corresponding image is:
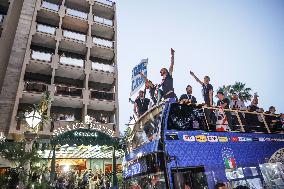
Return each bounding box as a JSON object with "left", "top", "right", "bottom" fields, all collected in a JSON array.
[{"left": 0, "top": 0, "right": 37, "bottom": 134}]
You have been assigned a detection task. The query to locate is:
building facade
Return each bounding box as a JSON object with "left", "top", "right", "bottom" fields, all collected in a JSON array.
[{"left": 0, "top": 0, "right": 119, "bottom": 139}]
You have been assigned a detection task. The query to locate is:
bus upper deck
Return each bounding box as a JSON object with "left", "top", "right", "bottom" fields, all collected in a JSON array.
[{"left": 123, "top": 99, "right": 284, "bottom": 189}]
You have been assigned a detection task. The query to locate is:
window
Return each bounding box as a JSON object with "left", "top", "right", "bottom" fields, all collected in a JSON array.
[{"left": 167, "top": 103, "right": 207, "bottom": 131}]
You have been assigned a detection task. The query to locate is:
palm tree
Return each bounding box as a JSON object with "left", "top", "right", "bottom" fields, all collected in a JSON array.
[{"left": 218, "top": 82, "right": 253, "bottom": 102}]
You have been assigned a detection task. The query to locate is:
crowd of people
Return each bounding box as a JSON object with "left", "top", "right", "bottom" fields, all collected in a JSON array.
[
  {"left": 53, "top": 168, "right": 112, "bottom": 189},
  {"left": 133, "top": 49, "right": 284, "bottom": 132}
]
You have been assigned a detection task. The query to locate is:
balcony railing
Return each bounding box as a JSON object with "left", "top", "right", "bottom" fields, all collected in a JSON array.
[
  {"left": 91, "top": 62, "right": 114, "bottom": 73},
  {"left": 59, "top": 56, "right": 84, "bottom": 68},
  {"left": 52, "top": 113, "right": 76, "bottom": 121},
  {"left": 24, "top": 82, "right": 48, "bottom": 93},
  {"left": 55, "top": 85, "right": 83, "bottom": 98},
  {"left": 95, "top": 0, "right": 113, "bottom": 6},
  {"left": 93, "top": 37, "right": 113, "bottom": 48},
  {"left": 41, "top": 1, "right": 60, "bottom": 12},
  {"left": 94, "top": 16, "right": 113, "bottom": 26},
  {"left": 66, "top": 8, "right": 88, "bottom": 19},
  {"left": 37, "top": 24, "right": 56, "bottom": 35},
  {"left": 90, "top": 90, "right": 114, "bottom": 101},
  {"left": 31, "top": 50, "right": 52, "bottom": 62},
  {"left": 63, "top": 30, "right": 86, "bottom": 42}
]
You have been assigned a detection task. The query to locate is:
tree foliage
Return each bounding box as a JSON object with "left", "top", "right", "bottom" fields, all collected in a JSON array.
[{"left": 217, "top": 82, "right": 253, "bottom": 102}]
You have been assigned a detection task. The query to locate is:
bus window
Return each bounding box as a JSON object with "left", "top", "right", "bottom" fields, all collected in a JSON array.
[
  {"left": 132, "top": 113, "right": 162, "bottom": 148},
  {"left": 171, "top": 167, "right": 208, "bottom": 189},
  {"left": 124, "top": 172, "right": 166, "bottom": 189},
  {"left": 168, "top": 103, "right": 207, "bottom": 131}
]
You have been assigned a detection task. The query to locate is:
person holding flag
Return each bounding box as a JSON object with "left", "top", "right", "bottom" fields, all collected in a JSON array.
[
  {"left": 159, "top": 48, "right": 177, "bottom": 100},
  {"left": 139, "top": 72, "right": 161, "bottom": 105}
]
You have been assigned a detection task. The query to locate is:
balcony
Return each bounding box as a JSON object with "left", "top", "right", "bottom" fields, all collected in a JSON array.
[
  {"left": 32, "top": 25, "right": 56, "bottom": 49},
  {"left": 41, "top": 1, "right": 60, "bottom": 12},
  {"left": 21, "top": 82, "right": 49, "bottom": 104},
  {"left": 27, "top": 50, "right": 53, "bottom": 75},
  {"left": 59, "top": 30, "right": 87, "bottom": 55},
  {"left": 24, "top": 82, "right": 48, "bottom": 93},
  {"left": 90, "top": 90, "right": 114, "bottom": 101},
  {"left": 59, "top": 56, "right": 84, "bottom": 68},
  {"left": 92, "top": 16, "right": 114, "bottom": 40},
  {"left": 66, "top": 8, "right": 88, "bottom": 19},
  {"left": 93, "top": 0, "right": 114, "bottom": 20},
  {"left": 55, "top": 85, "right": 83, "bottom": 98},
  {"left": 31, "top": 50, "right": 52, "bottom": 62},
  {"left": 63, "top": 30, "right": 86, "bottom": 42},
  {"left": 51, "top": 106, "right": 82, "bottom": 131},
  {"left": 37, "top": 24, "right": 56, "bottom": 35},
  {"left": 53, "top": 87, "right": 84, "bottom": 108},
  {"left": 62, "top": 8, "right": 88, "bottom": 34},
  {"left": 91, "top": 37, "right": 114, "bottom": 61},
  {"left": 56, "top": 55, "right": 85, "bottom": 79},
  {"left": 89, "top": 62, "right": 114, "bottom": 84}
]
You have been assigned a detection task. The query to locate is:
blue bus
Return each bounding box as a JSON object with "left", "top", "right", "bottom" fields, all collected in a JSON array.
[{"left": 123, "top": 99, "right": 284, "bottom": 189}]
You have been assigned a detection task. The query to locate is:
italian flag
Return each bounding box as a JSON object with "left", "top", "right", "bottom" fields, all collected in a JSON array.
[{"left": 225, "top": 158, "right": 236, "bottom": 169}]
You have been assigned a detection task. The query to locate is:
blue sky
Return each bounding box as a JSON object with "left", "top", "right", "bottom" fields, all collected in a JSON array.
[{"left": 116, "top": 0, "right": 284, "bottom": 131}]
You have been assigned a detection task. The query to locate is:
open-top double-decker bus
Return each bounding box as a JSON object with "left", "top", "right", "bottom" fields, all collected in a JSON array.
[{"left": 123, "top": 99, "right": 284, "bottom": 189}]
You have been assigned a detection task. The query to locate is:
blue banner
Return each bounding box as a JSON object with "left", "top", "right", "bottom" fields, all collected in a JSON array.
[{"left": 130, "top": 59, "right": 148, "bottom": 96}]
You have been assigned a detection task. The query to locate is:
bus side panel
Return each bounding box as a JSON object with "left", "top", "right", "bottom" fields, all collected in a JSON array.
[
  {"left": 164, "top": 131, "right": 284, "bottom": 189},
  {"left": 124, "top": 139, "right": 160, "bottom": 161}
]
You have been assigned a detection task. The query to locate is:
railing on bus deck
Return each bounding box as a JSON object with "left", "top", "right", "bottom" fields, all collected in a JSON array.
[
  {"left": 63, "top": 30, "right": 86, "bottom": 42},
  {"left": 166, "top": 103, "right": 284, "bottom": 134},
  {"left": 59, "top": 56, "right": 84, "bottom": 68},
  {"left": 95, "top": 0, "right": 113, "bottom": 6},
  {"left": 94, "top": 16, "right": 113, "bottom": 26},
  {"left": 66, "top": 8, "right": 88, "bottom": 19},
  {"left": 93, "top": 37, "right": 113, "bottom": 48},
  {"left": 55, "top": 85, "right": 83, "bottom": 98},
  {"left": 37, "top": 24, "right": 56, "bottom": 35},
  {"left": 41, "top": 1, "right": 60, "bottom": 12},
  {"left": 24, "top": 81, "right": 48, "bottom": 93},
  {"left": 91, "top": 62, "right": 114, "bottom": 73},
  {"left": 90, "top": 90, "right": 114, "bottom": 101},
  {"left": 31, "top": 50, "right": 52, "bottom": 62}
]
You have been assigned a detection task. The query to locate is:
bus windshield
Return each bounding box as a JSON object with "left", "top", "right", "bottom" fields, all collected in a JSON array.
[
  {"left": 131, "top": 107, "right": 162, "bottom": 149},
  {"left": 167, "top": 103, "right": 207, "bottom": 131}
]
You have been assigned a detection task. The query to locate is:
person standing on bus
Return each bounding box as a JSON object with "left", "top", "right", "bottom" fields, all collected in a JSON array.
[
  {"left": 190, "top": 71, "right": 214, "bottom": 130},
  {"left": 217, "top": 91, "right": 232, "bottom": 131},
  {"left": 134, "top": 90, "right": 150, "bottom": 117},
  {"left": 159, "top": 48, "right": 177, "bottom": 100},
  {"left": 179, "top": 85, "right": 197, "bottom": 104},
  {"left": 189, "top": 71, "right": 213, "bottom": 106}
]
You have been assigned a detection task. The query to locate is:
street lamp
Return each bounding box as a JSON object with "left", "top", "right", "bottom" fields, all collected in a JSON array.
[{"left": 25, "top": 110, "right": 42, "bottom": 132}]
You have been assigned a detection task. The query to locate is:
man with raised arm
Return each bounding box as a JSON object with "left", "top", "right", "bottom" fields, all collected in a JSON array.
[
  {"left": 189, "top": 71, "right": 214, "bottom": 106},
  {"left": 159, "top": 48, "right": 176, "bottom": 100}
]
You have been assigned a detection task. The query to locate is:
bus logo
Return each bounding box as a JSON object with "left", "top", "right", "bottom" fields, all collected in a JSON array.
[
  {"left": 231, "top": 137, "right": 239, "bottom": 142},
  {"left": 238, "top": 137, "right": 246, "bottom": 141},
  {"left": 218, "top": 136, "right": 229, "bottom": 142},
  {"left": 207, "top": 136, "right": 218, "bottom": 142},
  {"left": 196, "top": 135, "right": 207, "bottom": 142},
  {"left": 183, "top": 135, "right": 195, "bottom": 142}
]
